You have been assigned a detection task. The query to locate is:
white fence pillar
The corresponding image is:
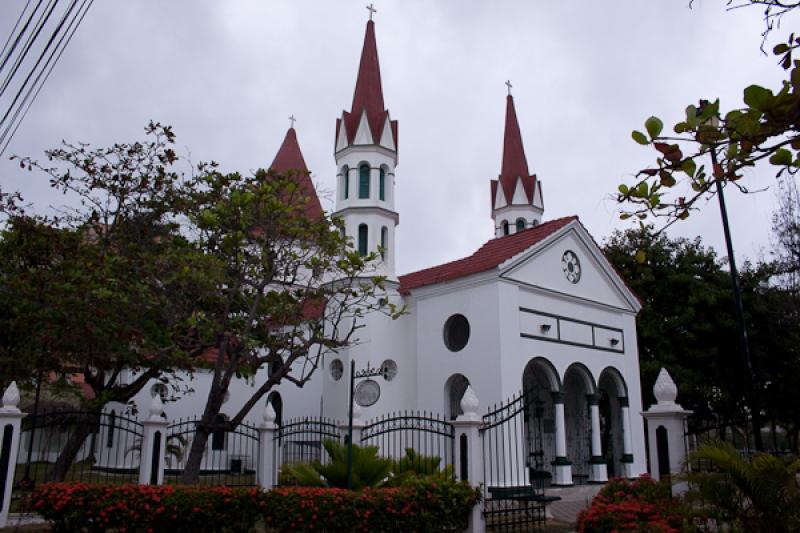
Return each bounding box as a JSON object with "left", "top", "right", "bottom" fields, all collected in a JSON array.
[
  {"left": 340, "top": 403, "right": 365, "bottom": 447},
  {"left": 257, "top": 403, "right": 278, "bottom": 490},
  {"left": 0, "top": 382, "right": 25, "bottom": 529},
  {"left": 642, "top": 368, "right": 692, "bottom": 491},
  {"left": 452, "top": 386, "right": 485, "bottom": 533},
  {"left": 138, "top": 395, "right": 168, "bottom": 485}
]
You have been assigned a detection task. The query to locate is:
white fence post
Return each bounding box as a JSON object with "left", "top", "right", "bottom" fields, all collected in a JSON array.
[
  {"left": 0, "top": 382, "right": 25, "bottom": 529},
  {"left": 138, "top": 395, "right": 168, "bottom": 485},
  {"left": 642, "top": 368, "right": 693, "bottom": 494},
  {"left": 257, "top": 403, "right": 278, "bottom": 490},
  {"left": 340, "top": 403, "right": 365, "bottom": 447},
  {"left": 452, "top": 386, "right": 485, "bottom": 533}
]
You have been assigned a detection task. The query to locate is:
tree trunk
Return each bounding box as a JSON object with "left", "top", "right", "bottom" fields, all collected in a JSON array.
[
  {"left": 180, "top": 423, "right": 212, "bottom": 484},
  {"left": 45, "top": 411, "right": 101, "bottom": 482}
]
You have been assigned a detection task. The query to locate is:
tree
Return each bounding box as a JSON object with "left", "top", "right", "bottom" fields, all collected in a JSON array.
[
  {"left": 0, "top": 123, "right": 209, "bottom": 480},
  {"left": 617, "top": 1, "right": 800, "bottom": 228},
  {"left": 772, "top": 173, "right": 800, "bottom": 289},
  {"left": 174, "top": 165, "right": 397, "bottom": 483}
]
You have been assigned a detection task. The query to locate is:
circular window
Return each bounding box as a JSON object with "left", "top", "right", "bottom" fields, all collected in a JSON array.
[
  {"left": 381, "top": 359, "right": 398, "bottom": 382},
  {"left": 443, "top": 314, "right": 470, "bottom": 352},
  {"left": 330, "top": 359, "right": 344, "bottom": 381}
]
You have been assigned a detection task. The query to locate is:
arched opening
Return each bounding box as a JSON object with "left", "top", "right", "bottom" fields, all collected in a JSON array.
[
  {"left": 516, "top": 218, "right": 526, "bottom": 232},
  {"left": 522, "top": 358, "right": 562, "bottom": 483},
  {"left": 342, "top": 165, "right": 350, "bottom": 200},
  {"left": 106, "top": 410, "right": 116, "bottom": 448},
  {"left": 598, "top": 367, "right": 628, "bottom": 478},
  {"left": 358, "top": 224, "right": 368, "bottom": 256},
  {"left": 563, "top": 363, "right": 596, "bottom": 484},
  {"left": 267, "top": 392, "right": 283, "bottom": 427},
  {"left": 380, "top": 226, "right": 388, "bottom": 261},
  {"left": 502, "top": 220, "right": 510, "bottom": 236},
  {"left": 532, "top": 219, "right": 539, "bottom": 227},
  {"left": 359, "top": 164, "right": 370, "bottom": 199},
  {"left": 444, "top": 374, "right": 470, "bottom": 420},
  {"left": 379, "top": 166, "right": 386, "bottom": 201}
]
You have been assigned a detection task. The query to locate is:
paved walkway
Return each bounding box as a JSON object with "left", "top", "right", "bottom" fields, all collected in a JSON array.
[
  {"left": 3, "top": 513, "right": 46, "bottom": 528},
  {"left": 546, "top": 484, "right": 602, "bottom": 524}
]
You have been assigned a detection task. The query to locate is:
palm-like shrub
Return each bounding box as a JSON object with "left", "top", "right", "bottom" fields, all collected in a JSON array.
[
  {"left": 281, "top": 439, "right": 392, "bottom": 490},
  {"left": 684, "top": 440, "right": 800, "bottom": 532}
]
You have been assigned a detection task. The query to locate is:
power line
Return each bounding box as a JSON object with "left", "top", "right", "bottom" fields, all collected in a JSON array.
[{"left": 0, "top": 0, "right": 35, "bottom": 73}]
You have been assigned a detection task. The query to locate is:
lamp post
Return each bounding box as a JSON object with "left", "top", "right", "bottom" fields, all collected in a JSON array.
[
  {"left": 701, "top": 102, "right": 762, "bottom": 451},
  {"left": 346, "top": 360, "right": 383, "bottom": 490}
]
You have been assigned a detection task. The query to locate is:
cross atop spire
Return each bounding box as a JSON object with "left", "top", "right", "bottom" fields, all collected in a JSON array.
[
  {"left": 366, "top": 3, "right": 376, "bottom": 20},
  {"left": 288, "top": 114, "right": 296, "bottom": 128},
  {"left": 505, "top": 80, "right": 512, "bottom": 95}
]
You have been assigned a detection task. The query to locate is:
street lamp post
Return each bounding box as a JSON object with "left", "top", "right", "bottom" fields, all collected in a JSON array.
[
  {"left": 703, "top": 104, "right": 763, "bottom": 451},
  {"left": 346, "top": 360, "right": 383, "bottom": 490}
]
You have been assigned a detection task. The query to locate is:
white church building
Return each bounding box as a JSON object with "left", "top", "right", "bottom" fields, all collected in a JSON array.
[{"left": 112, "top": 17, "right": 648, "bottom": 486}]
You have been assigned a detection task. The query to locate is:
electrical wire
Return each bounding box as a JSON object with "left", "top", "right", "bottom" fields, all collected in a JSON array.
[
  {"left": 0, "top": 0, "right": 58, "bottom": 100},
  {"left": 0, "top": 0, "right": 35, "bottom": 74}
]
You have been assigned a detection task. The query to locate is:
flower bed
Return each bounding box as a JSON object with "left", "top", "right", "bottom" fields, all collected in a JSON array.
[
  {"left": 576, "top": 475, "right": 691, "bottom": 533},
  {"left": 30, "top": 478, "right": 480, "bottom": 532}
]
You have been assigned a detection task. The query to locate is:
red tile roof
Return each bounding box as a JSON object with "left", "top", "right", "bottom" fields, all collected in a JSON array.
[
  {"left": 496, "top": 94, "right": 536, "bottom": 205},
  {"left": 398, "top": 216, "right": 577, "bottom": 294},
  {"left": 269, "top": 127, "right": 323, "bottom": 220},
  {"left": 337, "top": 20, "right": 398, "bottom": 149}
]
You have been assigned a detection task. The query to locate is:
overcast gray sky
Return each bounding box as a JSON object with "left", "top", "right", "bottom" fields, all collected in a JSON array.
[{"left": 0, "top": 1, "right": 793, "bottom": 275}]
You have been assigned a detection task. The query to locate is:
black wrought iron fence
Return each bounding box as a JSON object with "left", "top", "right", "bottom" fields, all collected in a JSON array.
[
  {"left": 163, "top": 417, "right": 259, "bottom": 486},
  {"left": 275, "top": 417, "right": 341, "bottom": 471},
  {"left": 360, "top": 411, "right": 455, "bottom": 478}
]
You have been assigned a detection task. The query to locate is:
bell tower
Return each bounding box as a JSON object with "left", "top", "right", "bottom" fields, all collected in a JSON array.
[
  {"left": 333, "top": 16, "right": 399, "bottom": 281},
  {"left": 490, "top": 86, "right": 544, "bottom": 238}
]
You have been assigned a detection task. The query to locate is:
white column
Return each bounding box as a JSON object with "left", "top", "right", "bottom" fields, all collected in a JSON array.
[
  {"left": 551, "top": 392, "right": 572, "bottom": 486},
  {"left": 620, "top": 397, "right": 634, "bottom": 478},
  {"left": 257, "top": 403, "right": 278, "bottom": 490},
  {"left": 588, "top": 395, "right": 608, "bottom": 483},
  {"left": 138, "top": 395, "right": 168, "bottom": 485},
  {"left": 0, "top": 383, "right": 25, "bottom": 529},
  {"left": 452, "top": 386, "right": 485, "bottom": 533}
]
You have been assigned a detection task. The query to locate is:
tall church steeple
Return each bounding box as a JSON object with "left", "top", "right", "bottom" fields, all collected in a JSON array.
[
  {"left": 491, "top": 92, "right": 544, "bottom": 238},
  {"left": 333, "top": 17, "right": 399, "bottom": 280}
]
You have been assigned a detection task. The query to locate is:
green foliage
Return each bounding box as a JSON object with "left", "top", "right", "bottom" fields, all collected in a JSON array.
[
  {"left": 389, "top": 448, "right": 455, "bottom": 482},
  {"left": 617, "top": 4, "right": 800, "bottom": 227},
  {"left": 684, "top": 441, "right": 800, "bottom": 532},
  {"left": 280, "top": 439, "right": 393, "bottom": 490}
]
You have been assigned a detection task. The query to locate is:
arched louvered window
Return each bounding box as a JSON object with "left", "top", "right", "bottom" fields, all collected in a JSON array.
[
  {"left": 358, "top": 224, "right": 368, "bottom": 256},
  {"left": 359, "top": 164, "right": 370, "bottom": 199},
  {"left": 503, "top": 220, "right": 510, "bottom": 236},
  {"left": 379, "top": 167, "right": 386, "bottom": 201},
  {"left": 342, "top": 165, "right": 349, "bottom": 200},
  {"left": 516, "top": 218, "right": 526, "bottom": 232}
]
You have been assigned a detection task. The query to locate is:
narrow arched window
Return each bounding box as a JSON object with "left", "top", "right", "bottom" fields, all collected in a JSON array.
[
  {"left": 106, "top": 410, "right": 116, "bottom": 448},
  {"left": 532, "top": 219, "right": 539, "bottom": 227},
  {"left": 358, "top": 224, "right": 368, "bottom": 256},
  {"left": 342, "top": 165, "right": 349, "bottom": 200},
  {"left": 516, "top": 218, "right": 526, "bottom": 232},
  {"left": 503, "top": 220, "right": 510, "bottom": 236},
  {"left": 379, "top": 167, "right": 386, "bottom": 201},
  {"left": 380, "top": 226, "right": 388, "bottom": 260},
  {"left": 359, "top": 164, "right": 370, "bottom": 199}
]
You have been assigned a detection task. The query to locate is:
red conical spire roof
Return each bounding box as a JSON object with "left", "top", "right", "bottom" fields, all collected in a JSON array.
[
  {"left": 498, "top": 94, "right": 534, "bottom": 204},
  {"left": 269, "top": 127, "right": 323, "bottom": 220},
  {"left": 337, "top": 20, "right": 397, "bottom": 148}
]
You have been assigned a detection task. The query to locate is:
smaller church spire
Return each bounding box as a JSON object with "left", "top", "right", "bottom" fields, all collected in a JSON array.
[
  {"left": 269, "top": 127, "right": 323, "bottom": 220},
  {"left": 500, "top": 93, "right": 532, "bottom": 202}
]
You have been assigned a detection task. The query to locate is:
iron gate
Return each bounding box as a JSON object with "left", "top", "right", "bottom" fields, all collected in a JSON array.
[
  {"left": 481, "top": 390, "right": 548, "bottom": 532},
  {"left": 274, "top": 417, "right": 342, "bottom": 485}
]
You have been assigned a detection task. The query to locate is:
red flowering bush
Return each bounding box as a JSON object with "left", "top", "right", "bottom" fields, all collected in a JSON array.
[
  {"left": 262, "top": 478, "right": 480, "bottom": 532},
  {"left": 577, "top": 475, "right": 693, "bottom": 533},
  {"left": 30, "top": 483, "right": 262, "bottom": 532},
  {"left": 30, "top": 478, "right": 479, "bottom": 532}
]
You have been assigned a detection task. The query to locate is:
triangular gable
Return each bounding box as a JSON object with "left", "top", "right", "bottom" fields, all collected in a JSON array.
[
  {"left": 336, "top": 116, "right": 349, "bottom": 152},
  {"left": 511, "top": 176, "right": 529, "bottom": 205},
  {"left": 353, "top": 110, "right": 374, "bottom": 145},
  {"left": 500, "top": 221, "right": 640, "bottom": 312},
  {"left": 379, "top": 113, "right": 395, "bottom": 150},
  {"left": 533, "top": 180, "right": 544, "bottom": 209},
  {"left": 494, "top": 179, "right": 507, "bottom": 209}
]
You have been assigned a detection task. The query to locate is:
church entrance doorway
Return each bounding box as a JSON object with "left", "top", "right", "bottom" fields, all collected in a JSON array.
[
  {"left": 598, "top": 367, "right": 628, "bottom": 478},
  {"left": 563, "top": 364, "right": 594, "bottom": 484},
  {"left": 521, "top": 358, "right": 560, "bottom": 483}
]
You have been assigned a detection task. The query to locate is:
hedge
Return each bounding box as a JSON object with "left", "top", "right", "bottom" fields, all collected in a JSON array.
[{"left": 29, "top": 478, "right": 480, "bottom": 532}]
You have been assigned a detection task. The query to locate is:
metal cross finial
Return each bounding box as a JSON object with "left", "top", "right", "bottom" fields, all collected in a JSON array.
[
  {"left": 366, "top": 3, "right": 376, "bottom": 20},
  {"left": 288, "top": 114, "right": 296, "bottom": 128},
  {"left": 505, "top": 80, "right": 513, "bottom": 95}
]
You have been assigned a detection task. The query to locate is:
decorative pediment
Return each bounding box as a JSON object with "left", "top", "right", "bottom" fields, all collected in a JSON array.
[
  {"left": 353, "top": 110, "right": 374, "bottom": 145},
  {"left": 335, "top": 116, "right": 349, "bottom": 152},
  {"left": 379, "top": 113, "right": 395, "bottom": 150},
  {"left": 494, "top": 179, "right": 507, "bottom": 209},
  {"left": 511, "top": 176, "right": 528, "bottom": 205}
]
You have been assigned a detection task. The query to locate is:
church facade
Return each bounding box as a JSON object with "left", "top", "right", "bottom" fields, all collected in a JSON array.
[{"left": 119, "top": 17, "right": 648, "bottom": 485}]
